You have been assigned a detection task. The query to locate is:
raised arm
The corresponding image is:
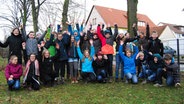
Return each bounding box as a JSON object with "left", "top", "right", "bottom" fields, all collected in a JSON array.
[
  {"left": 44, "top": 34, "right": 55, "bottom": 49},
  {"left": 133, "top": 45, "right": 139, "bottom": 59},
  {"left": 114, "top": 24, "right": 119, "bottom": 41},
  {"left": 119, "top": 41, "right": 125, "bottom": 60},
  {"left": 89, "top": 39, "right": 95, "bottom": 56},
  {"left": 0, "top": 37, "right": 9, "bottom": 47},
  {"left": 38, "top": 30, "right": 47, "bottom": 42},
  {"left": 97, "top": 24, "right": 106, "bottom": 46},
  {"left": 146, "top": 23, "right": 150, "bottom": 40},
  {"left": 76, "top": 40, "right": 84, "bottom": 59}
]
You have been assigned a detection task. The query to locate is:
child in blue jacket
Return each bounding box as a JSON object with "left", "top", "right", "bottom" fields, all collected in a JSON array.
[
  {"left": 119, "top": 41, "right": 139, "bottom": 84},
  {"left": 76, "top": 39, "right": 96, "bottom": 83}
]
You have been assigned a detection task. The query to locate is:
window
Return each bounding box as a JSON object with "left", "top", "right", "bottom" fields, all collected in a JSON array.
[
  {"left": 138, "top": 21, "right": 146, "bottom": 27},
  {"left": 92, "top": 18, "right": 97, "bottom": 25}
]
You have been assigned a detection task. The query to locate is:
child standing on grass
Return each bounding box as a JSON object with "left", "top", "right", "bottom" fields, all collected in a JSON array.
[
  {"left": 5, "top": 55, "right": 23, "bottom": 91},
  {"left": 155, "top": 54, "right": 181, "bottom": 87},
  {"left": 119, "top": 41, "right": 139, "bottom": 84},
  {"left": 77, "top": 39, "right": 96, "bottom": 83}
]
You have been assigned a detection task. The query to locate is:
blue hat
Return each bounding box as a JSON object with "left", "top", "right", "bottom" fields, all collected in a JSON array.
[{"left": 153, "top": 54, "right": 162, "bottom": 60}]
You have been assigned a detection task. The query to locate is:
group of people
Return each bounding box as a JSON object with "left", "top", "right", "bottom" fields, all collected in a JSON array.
[{"left": 1, "top": 21, "right": 181, "bottom": 91}]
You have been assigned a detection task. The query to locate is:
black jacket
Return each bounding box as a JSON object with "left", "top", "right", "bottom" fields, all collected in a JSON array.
[
  {"left": 148, "top": 38, "right": 164, "bottom": 56},
  {"left": 92, "top": 58, "right": 109, "bottom": 75},
  {"left": 0, "top": 34, "right": 24, "bottom": 64}
]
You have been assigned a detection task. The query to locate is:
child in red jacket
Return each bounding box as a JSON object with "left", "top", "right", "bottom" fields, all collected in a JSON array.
[{"left": 5, "top": 55, "right": 23, "bottom": 90}]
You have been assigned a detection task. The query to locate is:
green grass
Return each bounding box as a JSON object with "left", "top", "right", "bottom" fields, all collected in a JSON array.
[{"left": 0, "top": 57, "right": 184, "bottom": 104}]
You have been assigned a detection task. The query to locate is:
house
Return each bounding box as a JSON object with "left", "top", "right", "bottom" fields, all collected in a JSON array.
[{"left": 85, "top": 5, "right": 156, "bottom": 33}]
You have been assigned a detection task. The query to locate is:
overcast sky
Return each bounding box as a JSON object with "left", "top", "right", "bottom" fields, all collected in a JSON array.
[{"left": 84, "top": 0, "right": 184, "bottom": 26}]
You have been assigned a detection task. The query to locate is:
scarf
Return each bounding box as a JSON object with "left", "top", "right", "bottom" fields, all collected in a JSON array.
[{"left": 23, "top": 59, "right": 39, "bottom": 83}]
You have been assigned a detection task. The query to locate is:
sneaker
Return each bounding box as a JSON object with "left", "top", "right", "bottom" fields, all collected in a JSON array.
[
  {"left": 175, "top": 83, "right": 181, "bottom": 87},
  {"left": 141, "top": 80, "right": 147, "bottom": 85},
  {"left": 75, "top": 80, "right": 78, "bottom": 84},
  {"left": 71, "top": 81, "right": 75, "bottom": 84},
  {"left": 109, "top": 78, "right": 113, "bottom": 83},
  {"left": 154, "top": 83, "right": 163, "bottom": 87},
  {"left": 125, "top": 80, "right": 129, "bottom": 84}
]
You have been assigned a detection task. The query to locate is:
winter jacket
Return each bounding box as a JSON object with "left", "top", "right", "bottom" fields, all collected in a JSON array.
[
  {"left": 97, "top": 25, "right": 115, "bottom": 47},
  {"left": 5, "top": 63, "right": 23, "bottom": 80},
  {"left": 119, "top": 45, "right": 139, "bottom": 74},
  {"left": 92, "top": 58, "right": 109, "bottom": 75},
  {"left": 148, "top": 38, "right": 164, "bottom": 56},
  {"left": 77, "top": 46, "right": 95, "bottom": 73},
  {"left": 165, "top": 62, "right": 180, "bottom": 83},
  {"left": 22, "top": 29, "right": 46, "bottom": 56},
  {"left": 67, "top": 42, "right": 78, "bottom": 58},
  {"left": 80, "top": 35, "right": 91, "bottom": 52},
  {"left": 0, "top": 33, "right": 24, "bottom": 64},
  {"left": 93, "top": 38, "right": 102, "bottom": 54},
  {"left": 55, "top": 33, "right": 70, "bottom": 61},
  {"left": 68, "top": 24, "right": 83, "bottom": 41}
]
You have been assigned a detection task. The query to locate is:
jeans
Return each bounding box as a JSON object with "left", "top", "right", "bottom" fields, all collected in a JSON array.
[
  {"left": 157, "top": 68, "right": 174, "bottom": 86},
  {"left": 97, "top": 70, "right": 107, "bottom": 82},
  {"left": 146, "top": 70, "right": 156, "bottom": 81},
  {"left": 115, "top": 53, "right": 124, "bottom": 80},
  {"left": 138, "top": 65, "right": 148, "bottom": 79},
  {"left": 166, "top": 75, "right": 174, "bottom": 86},
  {"left": 125, "top": 73, "right": 138, "bottom": 84},
  {"left": 8, "top": 79, "right": 20, "bottom": 90}
]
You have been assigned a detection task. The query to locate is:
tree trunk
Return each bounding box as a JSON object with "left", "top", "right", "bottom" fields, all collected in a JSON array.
[
  {"left": 31, "top": 0, "right": 38, "bottom": 33},
  {"left": 127, "top": 0, "right": 138, "bottom": 37},
  {"left": 62, "top": 0, "right": 69, "bottom": 31}
]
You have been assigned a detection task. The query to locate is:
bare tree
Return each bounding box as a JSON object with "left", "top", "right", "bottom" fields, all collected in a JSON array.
[{"left": 30, "top": 0, "right": 47, "bottom": 33}]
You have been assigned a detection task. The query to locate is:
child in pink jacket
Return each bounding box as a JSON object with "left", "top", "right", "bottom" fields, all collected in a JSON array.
[{"left": 5, "top": 55, "right": 23, "bottom": 91}]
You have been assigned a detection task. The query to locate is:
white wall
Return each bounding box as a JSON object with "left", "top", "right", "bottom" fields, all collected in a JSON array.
[{"left": 159, "top": 26, "right": 176, "bottom": 40}]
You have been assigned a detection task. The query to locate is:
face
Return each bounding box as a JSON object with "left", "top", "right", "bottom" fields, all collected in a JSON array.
[
  {"left": 125, "top": 33, "right": 130, "bottom": 38},
  {"left": 84, "top": 50, "right": 89, "bottom": 57},
  {"left": 139, "top": 55, "right": 144, "bottom": 60},
  {"left": 93, "top": 35, "right": 97, "bottom": 39},
  {"left": 119, "top": 33, "right": 124, "bottom": 38},
  {"left": 71, "top": 36, "right": 75, "bottom": 42},
  {"left": 105, "top": 33, "right": 110, "bottom": 38},
  {"left": 152, "top": 33, "right": 158, "bottom": 40},
  {"left": 74, "top": 32, "right": 78, "bottom": 37},
  {"left": 164, "top": 60, "right": 171, "bottom": 65},
  {"left": 126, "top": 51, "right": 132, "bottom": 57},
  {"left": 154, "top": 57, "right": 158, "bottom": 63},
  {"left": 140, "top": 33, "right": 144, "bottom": 38},
  {"left": 36, "top": 34, "right": 41, "bottom": 38},
  {"left": 12, "top": 28, "right": 20, "bottom": 36},
  {"left": 97, "top": 55, "right": 102, "bottom": 60},
  {"left": 30, "top": 54, "right": 36, "bottom": 62},
  {"left": 44, "top": 51, "right": 50, "bottom": 58},
  {"left": 29, "top": 32, "right": 35, "bottom": 38},
  {"left": 11, "top": 57, "right": 18, "bottom": 64},
  {"left": 84, "top": 35, "right": 87, "bottom": 40},
  {"left": 57, "top": 34, "right": 63, "bottom": 40}
]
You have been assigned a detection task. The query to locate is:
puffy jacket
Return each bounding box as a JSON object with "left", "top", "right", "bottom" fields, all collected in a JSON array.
[{"left": 5, "top": 63, "right": 23, "bottom": 80}]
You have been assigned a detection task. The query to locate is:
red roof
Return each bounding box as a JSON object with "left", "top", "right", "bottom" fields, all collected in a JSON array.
[
  {"left": 138, "top": 26, "right": 166, "bottom": 37},
  {"left": 87, "top": 5, "right": 156, "bottom": 28}
]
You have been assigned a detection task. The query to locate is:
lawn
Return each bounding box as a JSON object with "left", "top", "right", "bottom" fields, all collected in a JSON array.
[{"left": 0, "top": 57, "right": 183, "bottom": 104}]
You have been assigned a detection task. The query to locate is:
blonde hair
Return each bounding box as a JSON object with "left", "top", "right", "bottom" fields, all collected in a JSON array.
[
  {"left": 42, "top": 49, "right": 50, "bottom": 61},
  {"left": 9, "top": 55, "right": 18, "bottom": 63},
  {"left": 139, "top": 51, "right": 144, "bottom": 56},
  {"left": 81, "top": 49, "right": 92, "bottom": 62}
]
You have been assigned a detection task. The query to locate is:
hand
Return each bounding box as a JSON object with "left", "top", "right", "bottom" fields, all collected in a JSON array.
[
  {"left": 93, "top": 55, "right": 97, "bottom": 60},
  {"left": 163, "top": 68, "right": 166, "bottom": 71},
  {"left": 66, "top": 21, "right": 70, "bottom": 25},
  {"left": 82, "top": 19, "right": 85, "bottom": 24},
  {"left": 8, "top": 77, "right": 13, "bottom": 81},
  {"left": 103, "top": 54, "right": 108, "bottom": 59},
  {"left": 77, "top": 40, "right": 80, "bottom": 46},
  {"left": 107, "top": 23, "right": 111, "bottom": 27},
  {"left": 10, "top": 75, "right": 13, "bottom": 78},
  {"left": 37, "top": 44, "right": 41, "bottom": 49},
  {"left": 41, "top": 41, "right": 45, "bottom": 47},
  {"left": 120, "top": 40, "right": 124, "bottom": 45},
  {"left": 80, "top": 32, "right": 83, "bottom": 36},
  {"left": 149, "top": 52, "right": 153, "bottom": 55},
  {"left": 132, "top": 23, "right": 136, "bottom": 28},
  {"left": 89, "top": 39, "right": 93, "bottom": 45},
  {"left": 55, "top": 43, "right": 59, "bottom": 49}
]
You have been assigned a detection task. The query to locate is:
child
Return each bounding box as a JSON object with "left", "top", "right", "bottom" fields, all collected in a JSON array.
[
  {"left": 119, "top": 41, "right": 139, "bottom": 84},
  {"left": 77, "top": 39, "right": 96, "bottom": 83},
  {"left": 39, "top": 42, "right": 60, "bottom": 87},
  {"left": 5, "top": 55, "right": 23, "bottom": 90},
  {"left": 67, "top": 35, "right": 79, "bottom": 84},
  {"left": 147, "top": 54, "right": 164, "bottom": 83},
  {"left": 147, "top": 31, "right": 163, "bottom": 56},
  {"left": 92, "top": 51, "right": 108, "bottom": 83},
  {"left": 0, "top": 28, "right": 24, "bottom": 64},
  {"left": 22, "top": 43, "right": 40, "bottom": 90},
  {"left": 155, "top": 54, "right": 181, "bottom": 87}
]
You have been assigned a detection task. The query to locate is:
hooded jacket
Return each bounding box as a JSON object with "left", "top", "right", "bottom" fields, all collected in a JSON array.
[{"left": 148, "top": 38, "right": 164, "bottom": 56}]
